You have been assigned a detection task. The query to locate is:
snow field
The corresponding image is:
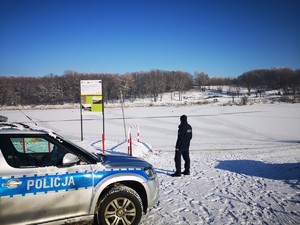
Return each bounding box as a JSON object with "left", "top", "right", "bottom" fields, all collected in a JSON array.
[
  {"left": 1, "top": 102, "right": 300, "bottom": 224},
  {"left": 143, "top": 147, "right": 300, "bottom": 225}
]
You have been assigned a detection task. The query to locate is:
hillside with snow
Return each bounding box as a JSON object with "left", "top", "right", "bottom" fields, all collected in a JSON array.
[
  {"left": 1, "top": 89, "right": 300, "bottom": 224},
  {"left": 0, "top": 86, "right": 295, "bottom": 111}
]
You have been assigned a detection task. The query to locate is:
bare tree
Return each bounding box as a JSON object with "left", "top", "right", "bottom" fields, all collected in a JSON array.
[{"left": 194, "top": 71, "right": 209, "bottom": 91}]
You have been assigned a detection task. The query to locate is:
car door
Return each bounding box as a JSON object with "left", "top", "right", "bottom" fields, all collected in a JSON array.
[{"left": 0, "top": 135, "right": 94, "bottom": 225}]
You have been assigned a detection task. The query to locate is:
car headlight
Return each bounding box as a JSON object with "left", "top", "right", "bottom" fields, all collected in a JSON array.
[{"left": 144, "top": 167, "right": 156, "bottom": 180}]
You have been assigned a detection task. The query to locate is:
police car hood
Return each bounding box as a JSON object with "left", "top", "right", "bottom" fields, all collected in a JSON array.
[{"left": 100, "top": 154, "right": 151, "bottom": 168}]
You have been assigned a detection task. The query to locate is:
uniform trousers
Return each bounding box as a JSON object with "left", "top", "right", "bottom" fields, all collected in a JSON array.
[{"left": 174, "top": 149, "right": 190, "bottom": 173}]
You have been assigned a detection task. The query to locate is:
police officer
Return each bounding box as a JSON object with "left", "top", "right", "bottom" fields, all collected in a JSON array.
[{"left": 171, "top": 115, "right": 192, "bottom": 177}]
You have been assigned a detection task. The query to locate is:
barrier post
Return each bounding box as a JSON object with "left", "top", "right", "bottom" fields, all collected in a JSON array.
[
  {"left": 129, "top": 133, "right": 132, "bottom": 156},
  {"left": 102, "top": 133, "right": 105, "bottom": 154},
  {"left": 127, "top": 124, "right": 140, "bottom": 156},
  {"left": 127, "top": 134, "right": 130, "bottom": 155},
  {"left": 137, "top": 128, "right": 140, "bottom": 143}
]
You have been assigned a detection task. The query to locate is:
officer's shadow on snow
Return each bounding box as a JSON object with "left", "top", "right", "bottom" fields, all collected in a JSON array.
[{"left": 215, "top": 160, "right": 300, "bottom": 189}]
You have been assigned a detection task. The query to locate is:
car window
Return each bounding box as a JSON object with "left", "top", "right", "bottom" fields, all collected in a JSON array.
[
  {"left": 0, "top": 136, "right": 68, "bottom": 168},
  {"left": 11, "top": 138, "right": 54, "bottom": 153}
]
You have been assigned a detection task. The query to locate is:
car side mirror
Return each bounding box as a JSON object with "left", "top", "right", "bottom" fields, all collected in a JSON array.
[{"left": 62, "top": 153, "right": 79, "bottom": 167}]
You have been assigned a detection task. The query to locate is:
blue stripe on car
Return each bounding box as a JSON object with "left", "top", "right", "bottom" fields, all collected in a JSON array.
[{"left": 0, "top": 169, "right": 148, "bottom": 198}]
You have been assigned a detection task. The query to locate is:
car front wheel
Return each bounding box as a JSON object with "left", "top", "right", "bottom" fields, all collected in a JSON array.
[{"left": 97, "top": 186, "right": 143, "bottom": 225}]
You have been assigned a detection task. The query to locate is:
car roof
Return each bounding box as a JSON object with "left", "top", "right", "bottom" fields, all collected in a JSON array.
[{"left": 0, "top": 122, "right": 53, "bottom": 135}]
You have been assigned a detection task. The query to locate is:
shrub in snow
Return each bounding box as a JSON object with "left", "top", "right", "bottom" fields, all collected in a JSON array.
[{"left": 240, "top": 95, "right": 249, "bottom": 105}]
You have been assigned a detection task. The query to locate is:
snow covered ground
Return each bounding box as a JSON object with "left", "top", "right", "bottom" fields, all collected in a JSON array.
[{"left": 1, "top": 98, "right": 300, "bottom": 224}]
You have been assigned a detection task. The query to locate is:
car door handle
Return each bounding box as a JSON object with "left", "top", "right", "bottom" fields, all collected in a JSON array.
[{"left": 2, "top": 179, "right": 22, "bottom": 189}]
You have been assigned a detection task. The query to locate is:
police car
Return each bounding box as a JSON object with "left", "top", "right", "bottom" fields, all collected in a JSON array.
[{"left": 0, "top": 122, "right": 159, "bottom": 225}]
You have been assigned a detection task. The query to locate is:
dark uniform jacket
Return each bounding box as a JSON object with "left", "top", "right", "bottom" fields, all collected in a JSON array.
[{"left": 175, "top": 120, "right": 192, "bottom": 151}]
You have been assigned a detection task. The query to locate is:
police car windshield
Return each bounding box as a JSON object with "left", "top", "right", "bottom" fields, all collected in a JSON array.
[{"left": 56, "top": 134, "right": 102, "bottom": 162}]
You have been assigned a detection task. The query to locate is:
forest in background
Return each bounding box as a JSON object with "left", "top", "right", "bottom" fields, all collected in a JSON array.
[{"left": 0, "top": 68, "right": 300, "bottom": 106}]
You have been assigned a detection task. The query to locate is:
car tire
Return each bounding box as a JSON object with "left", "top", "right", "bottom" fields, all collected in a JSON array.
[{"left": 97, "top": 186, "right": 143, "bottom": 225}]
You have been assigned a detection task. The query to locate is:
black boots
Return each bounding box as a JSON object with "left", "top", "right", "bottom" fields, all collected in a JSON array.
[
  {"left": 182, "top": 171, "right": 190, "bottom": 175},
  {"left": 171, "top": 171, "right": 190, "bottom": 177},
  {"left": 170, "top": 172, "right": 181, "bottom": 177}
]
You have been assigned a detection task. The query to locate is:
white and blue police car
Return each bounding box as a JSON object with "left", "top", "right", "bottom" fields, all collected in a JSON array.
[{"left": 0, "top": 122, "right": 159, "bottom": 225}]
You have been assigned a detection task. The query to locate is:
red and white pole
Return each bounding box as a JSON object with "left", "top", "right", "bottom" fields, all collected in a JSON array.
[
  {"left": 102, "top": 133, "right": 105, "bottom": 154},
  {"left": 137, "top": 125, "right": 140, "bottom": 143},
  {"left": 128, "top": 126, "right": 131, "bottom": 155},
  {"left": 127, "top": 124, "right": 140, "bottom": 156},
  {"left": 129, "top": 133, "right": 132, "bottom": 156}
]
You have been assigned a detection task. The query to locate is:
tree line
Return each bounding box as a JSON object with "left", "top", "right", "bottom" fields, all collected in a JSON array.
[
  {"left": 0, "top": 68, "right": 299, "bottom": 106},
  {"left": 0, "top": 70, "right": 193, "bottom": 106},
  {"left": 195, "top": 68, "right": 300, "bottom": 97}
]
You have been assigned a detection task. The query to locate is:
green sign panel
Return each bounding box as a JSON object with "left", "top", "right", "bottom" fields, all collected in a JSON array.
[{"left": 80, "top": 80, "right": 103, "bottom": 112}]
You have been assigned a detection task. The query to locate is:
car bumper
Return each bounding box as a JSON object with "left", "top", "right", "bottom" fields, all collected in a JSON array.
[{"left": 145, "top": 176, "right": 160, "bottom": 208}]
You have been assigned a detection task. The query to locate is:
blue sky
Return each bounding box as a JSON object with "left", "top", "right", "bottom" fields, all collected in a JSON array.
[{"left": 0, "top": 0, "right": 299, "bottom": 77}]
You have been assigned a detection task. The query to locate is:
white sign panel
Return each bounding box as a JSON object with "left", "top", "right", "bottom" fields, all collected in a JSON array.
[{"left": 80, "top": 80, "right": 102, "bottom": 96}]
